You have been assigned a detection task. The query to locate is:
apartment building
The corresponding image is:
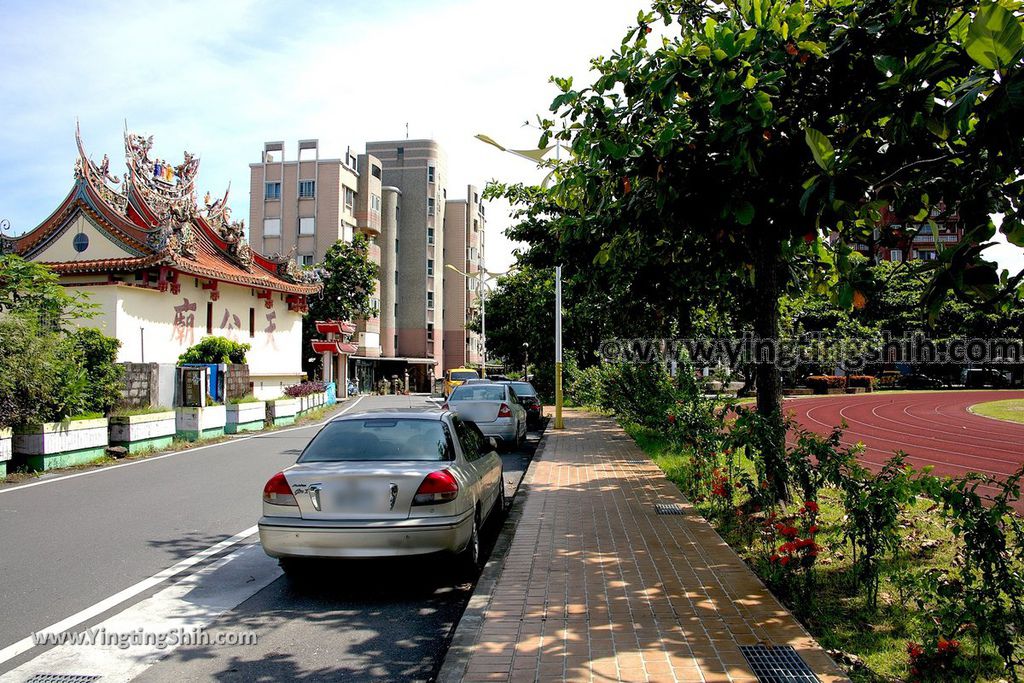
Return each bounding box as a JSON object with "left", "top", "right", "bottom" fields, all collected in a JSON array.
[
  {"left": 365, "top": 139, "right": 448, "bottom": 386},
  {"left": 249, "top": 138, "right": 485, "bottom": 392},
  {"left": 851, "top": 204, "right": 965, "bottom": 263},
  {"left": 248, "top": 141, "right": 386, "bottom": 379},
  {"left": 443, "top": 186, "right": 486, "bottom": 370}
]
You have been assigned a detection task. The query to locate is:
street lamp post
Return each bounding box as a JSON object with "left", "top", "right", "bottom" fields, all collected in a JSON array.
[{"left": 474, "top": 133, "right": 566, "bottom": 429}]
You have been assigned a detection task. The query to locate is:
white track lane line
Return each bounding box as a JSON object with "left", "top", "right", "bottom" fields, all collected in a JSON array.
[
  {"left": 0, "top": 525, "right": 259, "bottom": 668},
  {"left": 0, "top": 395, "right": 365, "bottom": 496}
]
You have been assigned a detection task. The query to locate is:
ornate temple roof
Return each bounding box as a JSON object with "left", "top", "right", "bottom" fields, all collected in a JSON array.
[{"left": 2, "top": 125, "right": 320, "bottom": 296}]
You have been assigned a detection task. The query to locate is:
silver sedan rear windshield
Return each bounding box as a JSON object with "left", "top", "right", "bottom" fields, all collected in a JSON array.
[
  {"left": 450, "top": 385, "right": 504, "bottom": 401},
  {"left": 299, "top": 419, "right": 453, "bottom": 462}
]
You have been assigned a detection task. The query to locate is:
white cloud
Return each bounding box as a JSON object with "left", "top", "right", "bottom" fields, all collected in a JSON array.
[{"left": 0, "top": 0, "right": 646, "bottom": 274}]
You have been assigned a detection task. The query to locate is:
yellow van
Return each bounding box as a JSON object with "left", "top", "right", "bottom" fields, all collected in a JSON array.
[{"left": 444, "top": 367, "right": 481, "bottom": 397}]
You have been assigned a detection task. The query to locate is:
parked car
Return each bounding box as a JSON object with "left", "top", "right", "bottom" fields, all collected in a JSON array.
[
  {"left": 899, "top": 373, "right": 943, "bottom": 390},
  {"left": 497, "top": 380, "right": 544, "bottom": 429},
  {"left": 443, "top": 367, "right": 481, "bottom": 397},
  {"left": 443, "top": 382, "right": 527, "bottom": 449},
  {"left": 964, "top": 368, "right": 1011, "bottom": 389},
  {"left": 259, "top": 412, "right": 504, "bottom": 571}
]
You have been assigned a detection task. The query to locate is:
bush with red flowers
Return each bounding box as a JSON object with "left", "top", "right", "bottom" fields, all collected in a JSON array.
[{"left": 906, "top": 638, "right": 967, "bottom": 682}]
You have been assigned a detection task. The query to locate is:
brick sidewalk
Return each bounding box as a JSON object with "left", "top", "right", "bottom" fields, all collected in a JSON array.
[{"left": 443, "top": 410, "right": 849, "bottom": 683}]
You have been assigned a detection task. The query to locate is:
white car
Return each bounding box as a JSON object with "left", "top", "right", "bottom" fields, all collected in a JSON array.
[
  {"left": 442, "top": 382, "right": 528, "bottom": 449},
  {"left": 259, "top": 411, "right": 504, "bottom": 571}
]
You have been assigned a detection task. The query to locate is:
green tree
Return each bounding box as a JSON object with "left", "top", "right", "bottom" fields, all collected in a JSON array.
[
  {"left": 0, "top": 254, "right": 95, "bottom": 328},
  {"left": 70, "top": 328, "right": 124, "bottom": 414},
  {"left": 178, "top": 336, "right": 250, "bottom": 364},
  {"left": 0, "top": 315, "right": 88, "bottom": 427},
  {"left": 496, "top": 0, "right": 1024, "bottom": 502},
  {"left": 303, "top": 234, "right": 380, "bottom": 376}
]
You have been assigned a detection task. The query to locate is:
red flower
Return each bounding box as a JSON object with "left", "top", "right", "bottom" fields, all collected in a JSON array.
[
  {"left": 785, "top": 42, "right": 798, "bottom": 56},
  {"left": 907, "top": 642, "right": 924, "bottom": 659},
  {"left": 779, "top": 556, "right": 790, "bottom": 566},
  {"left": 804, "top": 501, "right": 819, "bottom": 514},
  {"left": 667, "top": 413, "right": 676, "bottom": 424},
  {"left": 808, "top": 524, "right": 819, "bottom": 534},
  {"left": 937, "top": 638, "right": 960, "bottom": 654}
]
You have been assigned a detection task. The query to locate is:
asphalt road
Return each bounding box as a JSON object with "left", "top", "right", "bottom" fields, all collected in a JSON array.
[{"left": 0, "top": 394, "right": 540, "bottom": 681}]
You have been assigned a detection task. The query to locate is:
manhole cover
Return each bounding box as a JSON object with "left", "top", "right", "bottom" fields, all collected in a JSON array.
[
  {"left": 26, "top": 676, "right": 102, "bottom": 683},
  {"left": 654, "top": 503, "right": 687, "bottom": 515},
  {"left": 740, "top": 645, "right": 821, "bottom": 682}
]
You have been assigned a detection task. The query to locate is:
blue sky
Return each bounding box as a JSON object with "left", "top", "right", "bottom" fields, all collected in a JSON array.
[{"left": 1, "top": 0, "right": 1021, "bottom": 276}]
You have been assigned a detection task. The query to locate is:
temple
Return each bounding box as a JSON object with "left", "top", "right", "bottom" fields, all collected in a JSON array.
[{"left": 3, "top": 125, "right": 322, "bottom": 402}]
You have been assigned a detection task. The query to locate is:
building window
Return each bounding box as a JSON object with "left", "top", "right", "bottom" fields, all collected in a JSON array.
[
  {"left": 372, "top": 164, "right": 382, "bottom": 179},
  {"left": 474, "top": 192, "right": 479, "bottom": 204},
  {"left": 427, "top": 291, "right": 434, "bottom": 309},
  {"left": 344, "top": 187, "right": 355, "bottom": 212},
  {"left": 396, "top": 147, "right": 404, "bottom": 162},
  {"left": 427, "top": 165, "right": 436, "bottom": 183},
  {"left": 890, "top": 249, "right": 903, "bottom": 262},
  {"left": 427, "top": 323, "right": 434, "bottom": 340},
  {"left": 371, "top": 194, "right": 381, "bottom": 211},
  {"left": 301, "top": 254, "right": 314, "bottom": 266},
  {"left": 427, "top": 227, "right": 435, "bottom": 245},
  {"left": 427, "top": 259, "right": 434, "bottom": 276},
  {"left": 206, "top": 302, "right": 213, "bottom": 335},
  {"left": 473, "top": 219, "right": 478, "bottom": 232},
  {"left": 249, "top": 308, "right": 255, "bottom": 338},
  {"left": 427, "top": 198, "right": 435, "bottom": 216},
  {"left": 395, "top": 238, "right": 399, "bottom": 254},
  {"left": 263, "top": 218, "right": 281, "bottom": 236},
  {"left": 299, "top": 217, "right": 315, "bottom": 235},
  {"left": 299, "top": 180, "right": 316, "bottom": 198},
  {"left": 265, "top": 182, "right": 281, "bottom": 200}
]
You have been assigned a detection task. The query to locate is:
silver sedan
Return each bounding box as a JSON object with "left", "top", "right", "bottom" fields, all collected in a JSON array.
[
  {"left": 442, "top": 382, "right": 527, "bottom": 449},
  {"left": 258, "top": 411, "right": 504, "bottom": 571}
]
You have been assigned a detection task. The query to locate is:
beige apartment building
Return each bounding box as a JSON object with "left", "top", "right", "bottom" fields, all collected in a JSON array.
[
  {"left": 249, "top": 138, "right": 485, "bottom": 392},
  {"left": 442, "top": 187, "right": 486, "bottom": 370}
]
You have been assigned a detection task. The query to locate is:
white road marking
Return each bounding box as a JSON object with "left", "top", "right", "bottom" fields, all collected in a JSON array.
[
  {"left": 0, "top": 543, "right": 279, "bottom": 683},
  {"left": 0, "top": 525, "right": 259, "bottom": 668},
  {"left": 0, "top": 395, "right": 365, "bottom": 496}
]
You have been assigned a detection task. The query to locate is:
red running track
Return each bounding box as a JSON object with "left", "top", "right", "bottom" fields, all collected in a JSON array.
[{"left": 784, "top": 391, "right": 1024, "bottom": 487}]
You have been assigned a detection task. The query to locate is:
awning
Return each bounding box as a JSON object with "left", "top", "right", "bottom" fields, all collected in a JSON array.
[
  {"left": 312, "top": 341, "right": 358, "bottom": 354},
  {"left": 349, "top": 356, "right": 437, "bottom": 365}
]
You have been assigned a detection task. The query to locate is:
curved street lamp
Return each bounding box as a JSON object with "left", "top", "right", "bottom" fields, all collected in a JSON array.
[
  {"left": 445, "top": 263, "right": 506, "bottom": 375},
  {"left": 474, "top": 133, "right": 565, "bottom": 429}
]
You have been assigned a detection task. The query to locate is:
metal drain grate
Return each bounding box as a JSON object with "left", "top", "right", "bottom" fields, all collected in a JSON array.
[
  {"left": 654, "top": 503, "right": 687, "bottom": 515},
  {"left": 740, "top": 645, "right": 821, "bottom": 683},
  {"left": 26, "top": 675, "right": 102, "bottom": 683},
  {"left": 623, "top": 459, "right": 648, "bottom": 465}
]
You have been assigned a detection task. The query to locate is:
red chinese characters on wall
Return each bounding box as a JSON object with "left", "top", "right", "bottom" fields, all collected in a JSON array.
[
  {"left": 171, "top": 298, "right": 196, "bottom": 346},
  {"left": 220, "top": 309, "right": 242, "bottom": 342},
  {"left": 264, "top": 309, "right": 278, "bottom": 351}
]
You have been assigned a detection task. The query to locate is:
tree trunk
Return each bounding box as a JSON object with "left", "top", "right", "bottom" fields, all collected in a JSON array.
[{"left": 752, "top": 237, "right": 789, "bottom": 503}]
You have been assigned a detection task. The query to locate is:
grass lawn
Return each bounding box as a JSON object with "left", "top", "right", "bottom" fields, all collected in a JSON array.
[
  {"left": 626, "top": 423, "right": 1007, "bottom": 682},
  {"left": 970, "top": 398, "right": 1024, "bottom": 425}
]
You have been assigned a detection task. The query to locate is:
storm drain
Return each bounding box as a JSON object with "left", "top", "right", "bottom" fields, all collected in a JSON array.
[
  {"left": 623, "top": 459, "right": 648, "bottom": 465},
  {"left": 25, "top": 675, "right": 101, "bottom": 683},
  {"left": 654, "top": 503, "right": 687, "bottom": 515},
  {"left": 739, "top": 645, "right": 821, "bottom": 683}
]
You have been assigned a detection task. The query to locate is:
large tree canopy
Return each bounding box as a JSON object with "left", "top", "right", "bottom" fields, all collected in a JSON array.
[{"left": 493, "top": 0, "right": 1024, "bottom": 501}]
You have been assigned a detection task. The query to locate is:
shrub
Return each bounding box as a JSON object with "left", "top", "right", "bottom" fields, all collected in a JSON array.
[
  {"left": 284, "top": 380, "right": 326, "bottom": 398},
  {"left": 0, "top": 314, "right": 89, "bottom": 427},
  {"left": 804, "top": 375, "right": 847, "bottom": 392},
  {"left": 68, "top": 328, "right": 123, "bottom": 415},
  {"left": 846, "top": 375, "right": 876, "bottom": 389},
  {"left": 178, "top": 336, "right": 250, "bottom": 365},
  {"left": 566, "top": 363, "right": 604, "bottom": 408}
]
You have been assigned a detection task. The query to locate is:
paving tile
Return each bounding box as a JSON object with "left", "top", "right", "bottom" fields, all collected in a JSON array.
[{"left": 453, "top": 411, "right": 849, "bottom": 683}]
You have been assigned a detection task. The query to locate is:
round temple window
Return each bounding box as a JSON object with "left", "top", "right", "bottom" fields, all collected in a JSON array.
[{"left": 73, "top": 232, "right": 89, "bottom": 253}]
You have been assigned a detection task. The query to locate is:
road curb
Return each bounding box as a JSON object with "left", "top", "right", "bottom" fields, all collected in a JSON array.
[{"left": 435, "top": 428, "right": 549, "bottom": 683}]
